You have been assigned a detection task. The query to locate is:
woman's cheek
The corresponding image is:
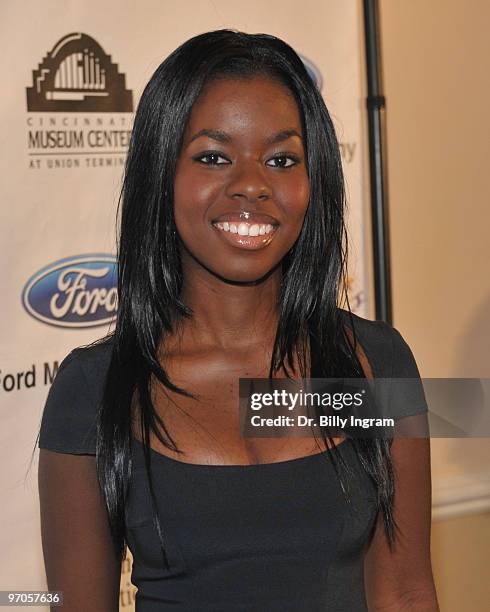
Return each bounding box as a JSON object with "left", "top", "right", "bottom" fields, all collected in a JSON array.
[
  {"left": 275, "top": 184, "right": 310, "bottom": 223},
  {"left": 176, "top": 176, "right": 223, "bottom": 219}
]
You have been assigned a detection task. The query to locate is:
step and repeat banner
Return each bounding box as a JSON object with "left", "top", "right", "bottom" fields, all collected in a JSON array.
[{"left": 0, "top": 1, "right": 368, "bottom": 608}]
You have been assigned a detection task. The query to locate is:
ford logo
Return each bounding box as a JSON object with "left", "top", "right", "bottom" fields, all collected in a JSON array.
[
  {"left": 299, "top": 54, "right": 323, "bottom": 91},
  {"left": 21, "top": 254, "right": 118, "bottom": 328}
]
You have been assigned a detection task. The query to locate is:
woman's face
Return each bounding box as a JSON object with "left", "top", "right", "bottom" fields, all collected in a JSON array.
[{"left": 173, "top": 75, "right": 310, "bottom": 283}]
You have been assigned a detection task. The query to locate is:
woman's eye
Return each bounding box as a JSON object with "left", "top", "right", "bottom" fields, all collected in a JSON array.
[
  {"left": 266, "top": 155, "right": 299, "bottom": 168},
  {"left": 194, "top": 152, "right": 230, "bottom": 165},
  {"left": 193, "top": 152, "right": 299, "bottom": 168}
]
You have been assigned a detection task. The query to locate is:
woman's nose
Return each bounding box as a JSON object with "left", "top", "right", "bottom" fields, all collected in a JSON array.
[{"left": 225, "top": 160, "right": 272, "bottom": 203}]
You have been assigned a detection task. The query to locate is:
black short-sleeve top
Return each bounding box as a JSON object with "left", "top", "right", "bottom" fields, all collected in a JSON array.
[{"left": 38, "top": 310, "right": 429, "bottom": 611}]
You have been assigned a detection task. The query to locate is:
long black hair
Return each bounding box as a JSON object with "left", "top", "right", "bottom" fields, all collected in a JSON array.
[{"left": 83, "top": 29, "right": 397, "bottom": 566}]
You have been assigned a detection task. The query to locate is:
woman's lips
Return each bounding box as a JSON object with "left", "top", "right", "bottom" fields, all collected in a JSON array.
[
  {"left": 211, "top": 219, "right": 279, "bottom": 250},
  {"left": 210, "top": 211, "right": 280, "bottom": 250},
  {"left": 211, "top": 212, "right": 279, "bottom": 226}
]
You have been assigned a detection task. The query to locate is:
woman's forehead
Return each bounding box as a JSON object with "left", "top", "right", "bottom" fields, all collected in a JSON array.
[{"left": 182, "top": 77, "right": 303, "bottom": 145}]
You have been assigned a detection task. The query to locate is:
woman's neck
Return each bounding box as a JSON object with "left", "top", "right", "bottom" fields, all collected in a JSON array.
[{"left": 175, "top": 259, "right": 282, "bottom": 353}]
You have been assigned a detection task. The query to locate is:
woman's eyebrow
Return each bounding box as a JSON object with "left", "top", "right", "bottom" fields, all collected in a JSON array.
[
  {"left": 264, "top": 129, "right": 303, "bottom": 145},
  {"left": 187, "top": 128, "right": 303, "bottom": 145},
  {"left": 188, "top": 129, "right": 231, "bottom": 145}
]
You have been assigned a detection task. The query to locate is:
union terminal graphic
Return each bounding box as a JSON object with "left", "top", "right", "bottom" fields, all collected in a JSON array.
[{"left": 26, "top": 32, "right": 133, "bottom": 112}]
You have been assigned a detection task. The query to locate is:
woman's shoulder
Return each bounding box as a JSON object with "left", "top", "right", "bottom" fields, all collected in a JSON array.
[
  {"left": 337, "top": 308, "right": 424, "bottom": 379},
  {"left": 69, "top": 335, "right": 115, "bottom": 381},
  {"left": 37, "top": 336, "right": 114, "bottom": 455},
  {"left": 53, "top": 336, "right": 114, "bottom": 401}
]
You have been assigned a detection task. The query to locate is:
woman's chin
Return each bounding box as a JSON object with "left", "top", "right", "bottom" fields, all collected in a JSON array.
[
  {"left": 214, "top": 268, "right": 278, "bottom": 285},
  {"left": 179, "top": 244, "right": 283, "bottom": 285},
  {"left": 206, "top": 260, "right": 281, "bottom": 285}
]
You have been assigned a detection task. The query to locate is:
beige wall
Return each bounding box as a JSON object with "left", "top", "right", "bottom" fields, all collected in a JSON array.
[
  {"left": 432, "top": 513, "right": 490, "bottom": 612},
  {"left": 375, "top": 1, "right": 490, "bottom": 610}
]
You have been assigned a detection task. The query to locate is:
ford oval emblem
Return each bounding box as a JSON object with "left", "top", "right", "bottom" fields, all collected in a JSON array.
[
  {"left": 299, "top": 54, "right": 323, "bottom": 91},
  {"left": 21, "top": 254, "right": 118, "bottom": 328}
]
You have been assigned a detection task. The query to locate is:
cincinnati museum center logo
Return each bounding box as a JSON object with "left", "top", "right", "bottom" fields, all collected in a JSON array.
[{"left": 26, "top": 33, "right": 133, "bottom": 170}]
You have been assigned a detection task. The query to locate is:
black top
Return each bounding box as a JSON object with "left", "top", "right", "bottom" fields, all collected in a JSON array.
[{"left": 38, "top": 311, "right": 429, "bottom": 611}]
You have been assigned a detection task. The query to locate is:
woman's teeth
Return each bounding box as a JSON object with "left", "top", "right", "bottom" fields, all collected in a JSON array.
[{"left": 214, "top": 222, "right": 275, "bottom": 236}]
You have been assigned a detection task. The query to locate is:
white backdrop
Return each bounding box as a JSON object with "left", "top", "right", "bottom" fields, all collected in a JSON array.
[{"left": 0, "top": 1, "right": 369, "bottom": 608}]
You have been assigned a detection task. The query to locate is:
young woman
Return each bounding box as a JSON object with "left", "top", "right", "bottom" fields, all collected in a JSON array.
[{"left": 38, "top": 29, "right": 439, "bottom": 611}]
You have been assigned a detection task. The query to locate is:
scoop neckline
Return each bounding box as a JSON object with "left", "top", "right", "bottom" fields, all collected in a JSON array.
[{"left": 131, "top": 436, "right": 352, "bottom": 470}]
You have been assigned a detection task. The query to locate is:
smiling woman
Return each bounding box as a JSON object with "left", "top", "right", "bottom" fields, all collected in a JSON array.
[
  {"left": 37, "top": 29, "right": 438, "bottom": 611},
  {"left": 174, "top": 76, "right": 309, "bottom": 278}
]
